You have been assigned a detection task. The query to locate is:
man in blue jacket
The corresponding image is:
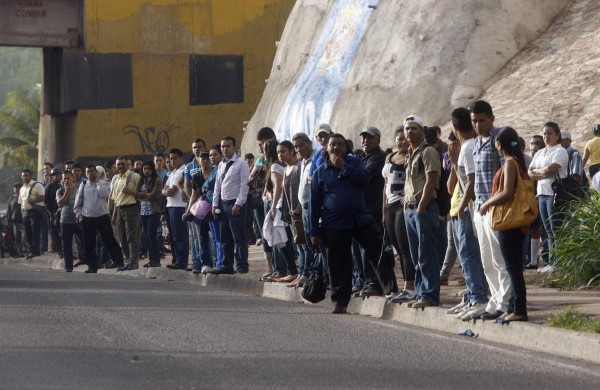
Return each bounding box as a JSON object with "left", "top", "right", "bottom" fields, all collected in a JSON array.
[{"left": 310, "top": 133, "right": 396, "bottom": 314}]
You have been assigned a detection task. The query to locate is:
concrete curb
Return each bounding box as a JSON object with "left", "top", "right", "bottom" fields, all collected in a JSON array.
[{"left": 12, "top": 257, "right": 600, "bottom": 365}]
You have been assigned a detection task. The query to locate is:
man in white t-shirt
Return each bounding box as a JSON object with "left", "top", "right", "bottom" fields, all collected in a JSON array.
[
  {"left": 446, "top": 107, "right": 489, "bottom": 321},
  {"left": 163, "top": 148, "right": 189, "bottom": 270},
  {"left": 18, "top": 168, "right": 46, "bottom": 259}
]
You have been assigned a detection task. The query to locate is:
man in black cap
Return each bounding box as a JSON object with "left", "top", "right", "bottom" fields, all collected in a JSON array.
[
  {"left": 353, "top": 126, "right": 397, "bottom": 297},
  {"left": 45, "top": 167, "right": 64, "bottom": 258}
]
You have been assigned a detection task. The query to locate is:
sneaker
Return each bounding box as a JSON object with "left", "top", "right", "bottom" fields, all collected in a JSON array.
[
  {"left": 255, "top": 239, "right": 263, "bottom": 246},
  {"left": 523, "top": 262, "right": 538, "bottom": 270},
  {"left": 459, "top": 303, "right": 488, "bottom": 321},
  {"left": 411, "top": 299, "right": 437, "bottom": 309},
  {"left": 446, "top": 300, "right": 468, "bottom": 314},
  {"left": 201, "top": 266, "right": 214, "bottom": 274},
  {"left": 385, "top": 292, "right": 398, "bottom": 300},
  {"left": 537, "top": 264, "right": 557, "bottom": 273},
  {"left": 455, "top": 303, "right": 474, "bottom": 318},
  {"left": 359, "top": 286, "right": 384, "bottom": 297},
  {"left": 332, "top": 305, "right": 347, "bottom": 314},
  {"left": 406, "top": 300, "right": 418, "bottom": 308},
  {"left": 390, "top": 289, "right": 416, "bottom": 303}
]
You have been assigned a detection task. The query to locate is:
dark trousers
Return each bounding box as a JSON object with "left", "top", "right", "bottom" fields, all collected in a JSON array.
[
  {"left": 50, "top": 212, "right": 63, "bottom": 255},
  {"left": 384, "top": 201, "right": 415, "bottom": 282},
  {"left": 82, "top": 214, "right": 123, "bottom": 270},
  {"left": 141, "top": 213, "right": 161, "bottom": 265},
  {"left": 61, "top": 223, "right": 83, "bottom": 270},
  {"left": 498, "top": 228, "right": 527, "bottom": 315},
  {"left": 323, "top": 223, "right": 397, "bottom": 307},
  {"left": 23, "top": 210, "right": 42, "bottom": 255}
]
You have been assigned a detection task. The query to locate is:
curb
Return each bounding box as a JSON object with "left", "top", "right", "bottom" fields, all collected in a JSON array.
[{"left": 12, "top": 257, "right": 600, "bottom": 365}]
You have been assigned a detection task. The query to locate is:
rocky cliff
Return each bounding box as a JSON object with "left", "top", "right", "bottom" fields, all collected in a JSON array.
[{"left": 242, "top": 0, "right": 599, "bottom": 152}]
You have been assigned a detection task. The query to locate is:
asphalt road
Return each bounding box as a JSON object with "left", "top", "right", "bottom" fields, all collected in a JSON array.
[{"left": 0, "top": 264, "right": 598, "bottom": 390}]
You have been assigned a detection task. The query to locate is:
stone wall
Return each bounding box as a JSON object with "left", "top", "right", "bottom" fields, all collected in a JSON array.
[{"left": 242, "top": 0, "right": 571, "bottom": 152}]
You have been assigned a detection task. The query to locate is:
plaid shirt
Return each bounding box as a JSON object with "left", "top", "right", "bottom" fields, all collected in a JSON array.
[{"left": 473, "top": 127, "right": 502, "bottom": 209}]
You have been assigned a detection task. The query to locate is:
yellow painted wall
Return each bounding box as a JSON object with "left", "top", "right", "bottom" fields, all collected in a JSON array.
[{"left": 76, "top": 0, "right": 294, "bottom": 158}]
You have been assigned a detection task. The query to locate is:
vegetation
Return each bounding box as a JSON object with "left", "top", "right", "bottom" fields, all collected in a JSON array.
[
  {"left": 547, "top": 306, "right": 600, "bottom": 333},
  {"left": 550, "top": 192, "right": 600, "bottom": 288}
]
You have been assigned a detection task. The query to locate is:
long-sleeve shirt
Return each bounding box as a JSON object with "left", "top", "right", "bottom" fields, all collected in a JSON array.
[
  {"left": 361, "top": 147, "right": 386, "bottom": 223},
  {"left": 212, "top": 153, "right": 249, "bottom": 207},
  {"left": 73, "top": 180, "right": 111, "bottom": 218},
  {"left": 309, "top": 154, "right": 372, "bottom": 237},
  {"left": 202, "top": 166, "right": 218, "bottom": 203}
]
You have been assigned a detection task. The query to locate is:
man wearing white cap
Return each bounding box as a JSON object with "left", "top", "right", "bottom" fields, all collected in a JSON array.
[
  {"left": 402, "top": 114, "right": 441, "bottom": 308},
  {"left": 560, "top": 130, "right": 584, "bottom": 184}
]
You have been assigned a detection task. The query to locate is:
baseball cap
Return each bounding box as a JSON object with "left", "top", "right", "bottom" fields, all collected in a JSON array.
[
  {"left": 95, "top": 166, "right": 105, "bottom": 175},
  {"left": 50, "top": 167, "right": 63, "bottom": 176},
  {"left": 404, "top": 115, "right": 425, "bottom": 128},
  {"left": 316, "top": 123, "right": 333, "bottom": 135},
  {"left": 360, "top": 126, "right": 381, "bottom": 138},
  {"left": 561, "top": 130, "right": 572, "bottom": 140}
]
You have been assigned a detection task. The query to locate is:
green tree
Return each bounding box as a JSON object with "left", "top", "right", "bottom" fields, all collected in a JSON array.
[{"left": 0, "top": 86, "right": 40, "bottom": 170}]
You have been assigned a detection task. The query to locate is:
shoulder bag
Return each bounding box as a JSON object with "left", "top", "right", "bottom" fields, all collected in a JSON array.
[{"left": 490, "top": 159, "right": 538, "bottom": 231}]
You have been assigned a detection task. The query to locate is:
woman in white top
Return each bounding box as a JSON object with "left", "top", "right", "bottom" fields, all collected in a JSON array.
[
  {"left": 382, "top": 126, "right": 415, "bottom": 303},
  {"left": 528, "top": 122, "right": 568, "bottom": 272}
]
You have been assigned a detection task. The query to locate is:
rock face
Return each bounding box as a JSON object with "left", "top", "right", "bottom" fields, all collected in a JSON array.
[{"left": 242, "top": 0, "right": 570, "bottom": 151}]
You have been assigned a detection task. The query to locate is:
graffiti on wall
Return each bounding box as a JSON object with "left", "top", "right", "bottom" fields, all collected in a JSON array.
[
  {"left": 273, "top": 0, "right": 379, "bottom": 141},
  {"left": 122, "top": 123, "right": 179, "bottom": 153}
]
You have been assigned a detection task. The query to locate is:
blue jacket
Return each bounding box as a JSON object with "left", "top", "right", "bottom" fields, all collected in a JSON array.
[{"left": 309, "top": 154, "right": 373, "bottom": 237}]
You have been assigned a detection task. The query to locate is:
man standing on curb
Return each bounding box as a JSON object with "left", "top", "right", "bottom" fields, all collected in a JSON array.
[
  {"left": 211, "top": 136, "right": 250, "bottom": 275},
  {"left": 74, "top": 165, "right": 124, "bottom": 273},
  {"left": 403, "top": 115, "right": 441, "bottom": 309},
  {"left": 111, "top": 157, "right": 142, "bottom": 271},
  {"left": 163, "top": 148, "right": 189, "bottom": 270},
  {"left": 470, "top": 100, "right": 511, "bottom": 320},
  {"left": 310, "top": 133, "right": 396, "bottom": 314},
  {"left": 184, "top": 138, "right": 206, "bottom": 272},
  {"left": 45, "top": 168, "right": 64, "bottom": 258},
  {"left": 19, "top": 169, "right": 46, "bottom": 259}
]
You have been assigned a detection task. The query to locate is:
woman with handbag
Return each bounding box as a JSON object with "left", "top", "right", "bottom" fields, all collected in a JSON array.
[
  {"left": 262, "top": 139, "right": 298, "bottom": 282},
  {"left": 135, "top": 161, "right": 163, "bottom": 268},
  {"left": 383, "top": 127, "right": 416, "bottom": 303},
  {"left": 480, "top": 127, "right": 533, "bottom": 322},
  {"left": 185, "top": 151, "right": 215, "bottom": 274},
  {"left": 527, "top": 122, "right": 568, "bottom": 273},
  {"left": 279, "top": 140, "right": 309, "bottom": 287}
]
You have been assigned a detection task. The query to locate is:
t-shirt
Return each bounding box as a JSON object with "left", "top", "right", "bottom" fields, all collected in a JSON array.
[
  {"left": 270, "top": 162, "right": 286, "bottom": 209},
  {"left": 585, "top": 137, "right": 600, "bottom": 166},
  {"left": 405, "top": 143, "right": 441, "bottom": 204},
  {"left": 165, "top": 165, "right": 187, "bottom": 208},
  {"left": 18, "top": 181, "right": 45, "bottom": 211},
  {"left": 382, "top": 156, "right": 406, "bottom": 205},
  {"left": 529, "top": 144, "right": 568, "bottom": 196},
  {"left": 457, "top": 138, "right": 476, "bottom": 199},
  {"left": 56, "top": 187, "right": 77, "bottom": 223}
]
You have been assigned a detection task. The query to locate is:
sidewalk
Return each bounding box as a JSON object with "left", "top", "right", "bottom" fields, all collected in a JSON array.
[{"left": 2, "top": 244, "right": 599, "bottom": 365}]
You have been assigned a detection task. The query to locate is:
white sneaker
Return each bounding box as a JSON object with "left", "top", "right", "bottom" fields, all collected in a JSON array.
[
  {"left": 201, "top": 266, "right": 214, "bottom": 274},
  {"left": 446, "top": 300, "right": 468, "bottom": 314},
  {"left": 537, "top": 265, "right": 557, "bottom": 273},
  {"left": 455, "top": 303, "right": 474, "bottom": 318},
  {"left": 390, "top": 289, "right": 416, "bottom": 303},
  {"left": 460, "top": 303, "right": 488, "bottom": 321}
]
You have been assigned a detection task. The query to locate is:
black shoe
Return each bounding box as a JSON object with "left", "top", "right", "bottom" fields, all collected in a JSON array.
[
  {"left": 237, "top": 269, "right": 248, "bottom": 274},
  {"left": 65, "top": 269, "right": 73, "bottom": 273},
  {"left": 480, "top": 310, "right": 504, "bottom": 320},
  {"left": 148, "top": 262, "right": 161, "bottom": 268},
  {"left": 209, "top": 267, "right": 235, "bottom": 275},
  {"left": 192, "top": 269, "right": 202, "bottom": 275},
  {"left": 359, "top": 286, "right": 383, "bottom": 297},
  {"left": 84, "top": 269, "right": 97, "bottom": 273},
  {"left": 25, "top": 253, "right": 40, "bottom": 260},
  {"left": 165, "top": 264, "right": 186, "bottom": 270},
  {"left": 332, "top": 305, "right": 347, "bottom": 314},
  {"left": 523, "top": 263, "right": 538, "bottom": 270},
  {"left": 104, "top": 261, "right": 117, "bottom": 269}
]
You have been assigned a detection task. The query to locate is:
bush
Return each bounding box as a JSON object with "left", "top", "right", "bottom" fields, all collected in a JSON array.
[
  {"left": 551, "top": 191, "right": 600, "bottom": 288},
  {"left": 547, "top": 306, "right": 600, "bottom": 333}
]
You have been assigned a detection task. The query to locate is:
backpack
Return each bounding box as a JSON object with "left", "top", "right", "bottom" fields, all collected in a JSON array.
[{"left": 417, "top": 146, "right": 451, "bottom": 216}]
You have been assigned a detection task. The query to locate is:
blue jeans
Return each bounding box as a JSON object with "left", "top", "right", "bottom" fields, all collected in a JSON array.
[
  {"left": 191, "top": 219, "right": 212, "bottom": 270},
  {"left": 208, "top": 218, "right": 223, "bottom": 269},
  {"left": 141, "top": 213, "right": 161, "bottom": 265},
  {"left": 538, "top": 195, "right": 557, "bottom": 264},
  {"left": 405, "top": 202, "right": 440, "bottom": 304},
  {"left": 451, "top": 208, "right": 488, "bottom": 304},
  {"left": 219, "top": 201, "right": 248, "bottom": 272},
  {"left": 167, "top": 207, "right": 189, "bottom": 268},
  {"left": 60, "top": 222, "right": 84, "bottom": 271}
]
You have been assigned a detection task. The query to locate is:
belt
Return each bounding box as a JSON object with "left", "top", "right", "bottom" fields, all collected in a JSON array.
[
  {"left": 302, "top": 203, "right": 309, "bottom": 210},
  {"left": 406, "top": 202, "right": 417, "bottom": 209},
  {"left": 119, "top": 203, "right": 138, "bottom": 208},
  {"left": 222, "top": 199, "right": 237, "bottom": 205}
]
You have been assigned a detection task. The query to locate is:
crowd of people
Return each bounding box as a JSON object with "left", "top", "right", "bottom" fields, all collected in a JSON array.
[{"left": 3, "top": 99, "right": 597, "bottom": 320}]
